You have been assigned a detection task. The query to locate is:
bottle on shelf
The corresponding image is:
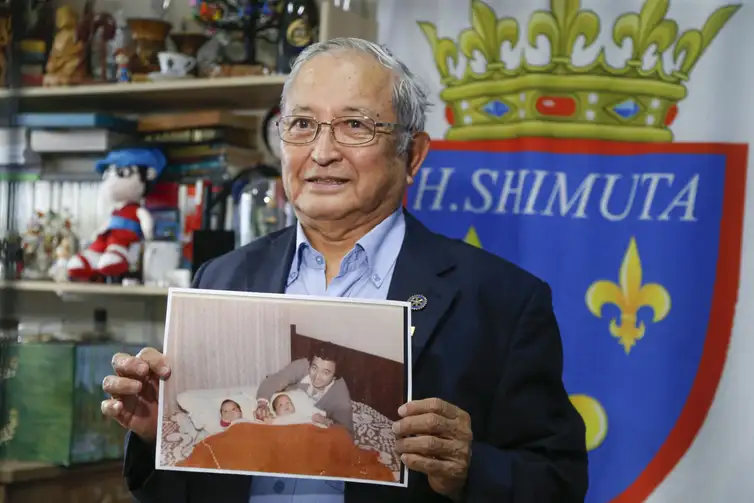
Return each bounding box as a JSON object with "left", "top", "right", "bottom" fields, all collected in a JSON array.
[
  {"left": 81, "top": 308, "right": 113, "bottom": 342},
  {"left": 276, "top": 0, "right": 318, "bottom": 74}
]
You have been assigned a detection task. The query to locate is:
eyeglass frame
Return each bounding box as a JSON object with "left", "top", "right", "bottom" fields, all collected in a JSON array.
[{"left": 275, "top": 114, "right": 408, "bottom": 146}]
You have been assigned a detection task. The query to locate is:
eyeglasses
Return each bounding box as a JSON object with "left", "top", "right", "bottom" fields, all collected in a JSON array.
[{"left": 276, "top": 115, "right": 405, "bottom": 146}]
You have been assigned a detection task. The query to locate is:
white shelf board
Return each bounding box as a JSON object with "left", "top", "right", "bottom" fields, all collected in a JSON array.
[
  {"left": 0, "top": 74, "right": 287, "bottom": 113},
  {"left": 0, "top": 280, "right": 169, "bottom": 297}
]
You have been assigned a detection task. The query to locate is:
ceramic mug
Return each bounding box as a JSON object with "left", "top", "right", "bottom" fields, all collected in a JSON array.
[{"left": 157, "top": 51, "right": 196, "bottom": 76}]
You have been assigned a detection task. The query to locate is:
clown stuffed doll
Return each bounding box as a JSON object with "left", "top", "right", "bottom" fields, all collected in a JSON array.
[{"left": 67, "top": 148, "right": 166, "bottom": 281}]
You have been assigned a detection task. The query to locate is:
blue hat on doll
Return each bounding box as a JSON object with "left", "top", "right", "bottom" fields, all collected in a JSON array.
[{"left": 94, "top": 148, "right": 167, "bottom": 178}]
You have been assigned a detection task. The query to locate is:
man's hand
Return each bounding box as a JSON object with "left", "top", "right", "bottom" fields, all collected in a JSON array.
[
  {"left": 393, "top": 398, "right": 473, "bottom": 501},
  {"left": 101, "top": 347, "right": 171, "bottom": 443},
  {"left": 254, "top": 400, "right": 272, "bottom": 421},
  {"left": 312, "top": 412, "right": 332, "bottom": 426}
]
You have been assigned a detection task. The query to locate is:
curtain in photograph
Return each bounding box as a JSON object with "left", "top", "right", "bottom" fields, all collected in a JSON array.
[{"left": 164, "top": 296, "right": 291, "bottom": 415}]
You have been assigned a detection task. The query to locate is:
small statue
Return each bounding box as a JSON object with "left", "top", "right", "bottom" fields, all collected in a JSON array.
[
  {"left": 43, "top": 5, "right": 86, "bottom": 87},
  {"left": 0, "top": 16, "right": 11, "bottom": 88},
  {"left": 20, "top": 212, "right": 46, "bottom": 279},
  {"left": 114, "top": 48, "right": 131, "bottom": 83},
  {"left": 67, "top": 148, "right": 166, "bottom": 281},
  {"left": 49, "top": 236, "right": 74, "bottom": 282}
]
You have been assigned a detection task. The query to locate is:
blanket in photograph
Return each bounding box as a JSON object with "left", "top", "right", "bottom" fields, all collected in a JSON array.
[{"left": 175, "top": 421, "right": 396, "bottom": 482}]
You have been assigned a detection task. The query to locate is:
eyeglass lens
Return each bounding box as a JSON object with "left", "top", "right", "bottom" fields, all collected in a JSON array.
[{"left": 278, "top": 116, "right": 376, "bottom": 144}]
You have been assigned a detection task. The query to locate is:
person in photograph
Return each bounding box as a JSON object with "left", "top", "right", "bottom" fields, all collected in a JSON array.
[
  {"left": 219, "top": 399, "right": 242, "bottom": 428},
  {"left": 270, "top": 394, "right": 295, "bottom": 417},
  {"left": 263, "top": 393, "right": 330, "bottom": 428},
  {"left": 103, "top": 37, "right": 588, "bottom": 503},
  {"left": 254, "top": 343, "right": 353, "bottom": 435}
]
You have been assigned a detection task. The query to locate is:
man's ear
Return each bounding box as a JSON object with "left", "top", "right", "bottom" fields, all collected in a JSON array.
[{"left": 405, "top": 132, "right": 431, "bottom": 185}]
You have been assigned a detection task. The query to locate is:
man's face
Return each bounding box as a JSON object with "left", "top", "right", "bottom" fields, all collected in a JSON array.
[
  {"left": 221, "top": 401, "right": 241, "bottom": 422},
  {"left": 280, "top": 50, "right": 418, "bottom": 223},
  {"left": 309, "top": 356, "right": 336, "bottom": 389},
  {"left": 273, "top": 395, "right": 296, "bottom": 416}
]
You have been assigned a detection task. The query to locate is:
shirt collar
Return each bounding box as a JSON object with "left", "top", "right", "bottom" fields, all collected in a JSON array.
[{"left": 289, "top": 208, "right": 405, "bottom": 288}]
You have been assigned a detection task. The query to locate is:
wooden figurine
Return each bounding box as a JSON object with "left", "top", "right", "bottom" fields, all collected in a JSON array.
[
  {"left": 43, "top": 5, "right": 86, "bottom": 87},
  {"left": 0, "top": 16, "right": 11, "bottom": 88}
]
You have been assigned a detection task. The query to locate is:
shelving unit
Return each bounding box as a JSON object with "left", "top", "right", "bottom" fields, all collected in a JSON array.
[
  {"left": 0, "top": 0, "right": 379, "bottom": 312},
  {"left": 0, "top": 74, "right": 288, "bottom": 113},
  {"left": 0, "top": 280, "right": 169, "bottom": 297}
]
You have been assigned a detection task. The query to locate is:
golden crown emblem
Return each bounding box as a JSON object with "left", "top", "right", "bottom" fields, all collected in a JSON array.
[{"left": 418, "top": 0, "right": 740, "bottom": 142}]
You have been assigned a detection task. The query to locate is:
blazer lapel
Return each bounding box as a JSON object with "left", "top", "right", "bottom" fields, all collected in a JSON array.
[
  {"left": 244, "top": 227, "right": 297, "bottom": 294},
  {"left": 388, "top": 211, "right": 458, "bottom": 368}
]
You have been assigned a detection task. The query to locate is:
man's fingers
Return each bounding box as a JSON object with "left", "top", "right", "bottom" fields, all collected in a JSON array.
[
  {"left": 400, "top": 453, "right": 463, "bottom": 478},
  {"left": 136, "top": 347, "right": 171, "bottom": 377},
  {"left": 393, "top": 413, "right": 453, "bottom": 437},
  {"left": 395, "top": 435, "right": 467, "bottom": 460},
  {"left": 101, "top": 398, "right": 124, "bottom": 418},
  {"left": 102, "top": 375, "right": 143, "bottom": 396},
  {"left": 112, "top": 352, "right": 149, "bottom": 378},
  {"left": 399, "top": 398, "right": 459, "bottom": 419}
]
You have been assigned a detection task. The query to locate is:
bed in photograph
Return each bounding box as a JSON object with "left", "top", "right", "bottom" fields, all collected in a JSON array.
[{"left": 160, "top": 325, "right": 405, "bottom": 482}]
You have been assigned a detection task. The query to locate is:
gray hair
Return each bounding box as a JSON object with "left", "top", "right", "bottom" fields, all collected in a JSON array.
[{"left": 280, "top": 37, "right": 432, "bottom": 155}]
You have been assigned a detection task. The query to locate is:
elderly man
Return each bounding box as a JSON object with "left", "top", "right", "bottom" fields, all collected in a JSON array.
[{"left": 101, "top": 37, "right": 588, "bottom": 502}]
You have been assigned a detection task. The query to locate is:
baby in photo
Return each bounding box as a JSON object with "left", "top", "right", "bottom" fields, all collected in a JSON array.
[
  {"left": 219, "top": 399, "right": 243, "bottom": 428},
  {"left": 265, "top": 390, "right": 331, "bottom": 427}
]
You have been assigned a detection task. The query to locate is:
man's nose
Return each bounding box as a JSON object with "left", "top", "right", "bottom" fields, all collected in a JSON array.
[{"left": 311, "top": 125, "right": 342, "bottom": 165}]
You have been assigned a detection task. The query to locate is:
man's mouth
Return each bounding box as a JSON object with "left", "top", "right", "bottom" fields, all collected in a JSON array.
[{"left": 305, "top": 176, "right": 349, "bottom": 185}]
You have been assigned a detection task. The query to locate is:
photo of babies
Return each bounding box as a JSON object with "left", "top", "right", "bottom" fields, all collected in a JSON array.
[{"left": 157, "top": 289, "right": 411, "bottom": 487}]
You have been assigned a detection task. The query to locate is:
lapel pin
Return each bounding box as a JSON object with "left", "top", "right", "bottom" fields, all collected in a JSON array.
[{"left": 408, "top": 294, "right": 428, "bottom": 311}]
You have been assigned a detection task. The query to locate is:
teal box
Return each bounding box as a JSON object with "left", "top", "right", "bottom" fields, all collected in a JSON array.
[{"left": 0, "top": 342, "right": 144, "bottom": 466}]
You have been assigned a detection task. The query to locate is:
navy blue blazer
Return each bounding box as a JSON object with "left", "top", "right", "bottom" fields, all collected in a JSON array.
[{"left": 123, "top": 210, "right": 588, "bottom": 503}]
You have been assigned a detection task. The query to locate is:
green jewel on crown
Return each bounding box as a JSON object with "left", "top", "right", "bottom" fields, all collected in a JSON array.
[{"left": 418, "top": 0, "right": 740, "bottom": 142}]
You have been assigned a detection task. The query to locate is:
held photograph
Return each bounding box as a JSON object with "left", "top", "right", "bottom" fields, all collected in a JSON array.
[{"left": 156, "top": 288, "right": 411, "bottom": 487}]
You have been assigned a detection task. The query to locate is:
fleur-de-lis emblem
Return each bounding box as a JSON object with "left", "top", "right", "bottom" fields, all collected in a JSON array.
[{"left": 585, "top": 237, "right": 671, "bottom": 354}]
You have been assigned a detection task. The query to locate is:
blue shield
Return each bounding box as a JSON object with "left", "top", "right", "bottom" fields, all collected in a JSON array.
[{"left": 406, "top": 139, "right": 746, "bottom": 503}]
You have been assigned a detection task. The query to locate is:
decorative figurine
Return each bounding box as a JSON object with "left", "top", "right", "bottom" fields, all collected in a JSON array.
[
  {"left": 89, "top": 11, "right": 117, "bottom": 81},
  {"left": 20, "top": 212, "right": 45, "bottom": 279},
  {"left": 43, "top": 5, "right": 87, "bottom": 86},
  {"left": 49, "top": 236, "right": 74, "bottom": 282},
  {"left": 67, "top": 148, "right": 167, "bottom": 282},
  {"left": 19, "top": 210, "right": 75, "bottom": 280},
  {"left": 114, "top": 48, "right": 131, "bottom": 82},
  {"left": 0, "top": 15, "right": 11, "bottom": 88}
]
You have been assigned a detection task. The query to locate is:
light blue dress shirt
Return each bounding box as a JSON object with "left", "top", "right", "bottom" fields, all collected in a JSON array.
[{"left": 249, "top": 208, "right": 407, "bottom": 503}]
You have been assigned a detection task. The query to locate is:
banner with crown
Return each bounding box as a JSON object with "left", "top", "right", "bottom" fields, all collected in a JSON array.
[{"left": 381, "top": 0, "right": 751, "bottom": 501}]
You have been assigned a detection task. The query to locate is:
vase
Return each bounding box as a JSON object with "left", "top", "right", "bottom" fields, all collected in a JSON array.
[{"left": 127, "top": 18, "right": 172, "bottom": 74}]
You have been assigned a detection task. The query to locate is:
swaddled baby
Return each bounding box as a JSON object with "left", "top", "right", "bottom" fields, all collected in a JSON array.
[
  {"left": 265, "top": 390, "right": 330, "bottom": 427},
  {"left": 219, "top": 399, "right": 243, "bottom": 428},
  {"left": 219, "top": 398, "right": 257, "bottom": 429}
]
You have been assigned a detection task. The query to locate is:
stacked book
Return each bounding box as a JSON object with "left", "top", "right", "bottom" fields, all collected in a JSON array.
[
  {"left": 139, "top": 111, "right": 263, "bottom": 182},
  {"left": 0, "top": 127, "right": 39, "bottom": 181},
  {"left": 16, "top": 113, "right": 140, "bottom": 181}
]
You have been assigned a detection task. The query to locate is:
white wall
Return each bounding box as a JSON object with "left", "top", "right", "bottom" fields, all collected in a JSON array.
[{"left": 288, "top": 297, "right": 406, "bottom": 363}]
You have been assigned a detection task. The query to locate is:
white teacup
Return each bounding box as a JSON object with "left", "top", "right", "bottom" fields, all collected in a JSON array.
[{"left": 158, "top": 51, "right": 196, "bottom": 76}]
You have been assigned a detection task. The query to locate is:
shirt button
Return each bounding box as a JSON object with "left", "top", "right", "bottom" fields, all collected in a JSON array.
[
  {"left": 273, "top": 480, "right": 285, "bottom": 493},
  {"left": 315, "top": 256, "right": 324, "bottom": 265},
  {"left": 372, "top": 274, "right": 380, "bottom": 282},
  {"left": 288, "top": 272, "right": 297, "bottom": 280}
]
